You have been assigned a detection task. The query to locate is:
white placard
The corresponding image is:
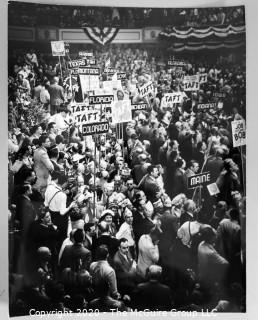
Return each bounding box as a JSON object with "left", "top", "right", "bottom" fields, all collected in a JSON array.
[
  {"left": 161, "top": 92, "right": 183, "bottom": 110},
  {"left": 207, "top": 183, "right": 220, "bottom": 196},
  {"left": 139, "top": 81, "right": 155, "bottom": 97},
  {"left": 51, "top": 41, "right": 65, "bottom": 56},
  {"left": 79, "top": 75, "right": 100, "bottom": 93},
  {"left": 111, "top": 100, "right": 132, "bottom": 124},
  {"left": 183, "top": 75, "right": 200, "bottom": 91},
  {"left": 232, "top": 120, "right": 246, "bottom": 147}
]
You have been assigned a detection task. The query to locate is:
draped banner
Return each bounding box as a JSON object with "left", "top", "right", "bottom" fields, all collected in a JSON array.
[
  {"left": 170, "top": 39, "right": 245, "bottom": 52},
  {"left": 82, "top": 24, "right": 119, "bottom": 46},
  {"left": 159, "top": 24, "right": 245, "bottom": 39}
]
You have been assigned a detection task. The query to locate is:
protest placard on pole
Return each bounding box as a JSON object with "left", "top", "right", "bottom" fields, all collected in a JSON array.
[
  {"left": 131, "top": 103, "right": 148, "bottom": 116},
  {"left": 89, "top": 95, "right": 114, "bottom": 122},
  {"left": 207, "top": 183, "right": 220, "bottom": 196},
  {"left": 187, "top": 172, "right": 211, "bottom": 189},
  {"left": 167, "top": 60, "right": 186, "bottom": 67},
  {"left": 68, "top": 59, "right": 87, "bottom": 69},
  {"left": 51, "top": 41, "right": 65, "bottom": 56},
  {"left": 196, "top": 103, "right": 217, "bottom": 112},
  {"left": 138, "top": 81, "right": 155, "bottom": 97},
  {"left": 232, "top": 120, "right": 246, "bottom": 147},
  {"left": 160, "top": 93, "right": 183, "bottom": 110},
  {"left": 81, "top": 121, "right": 110, "bottom": 136},
  {"left": 199, "top": 73, "right": 208, "bottom": 84},
  {"left": 111, "top": 100, "right": 132, "bottom": 124},
  {"left": 78, "top": 67, "right": 100, "bottom": 93},
  {"left": 183, "top": 75, "right": 200, "bottom": 91},
  {"left": 79, "top": 51, "right": 94, "bottom": 57}
]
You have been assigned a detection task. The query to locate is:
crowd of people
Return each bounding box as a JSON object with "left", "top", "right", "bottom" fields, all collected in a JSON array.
[
  {"left": 9, "top": 3, "right": 245, "bottom": 29},
  {"left": 8, "top": 39, "right": 246, "bottom": 316}
]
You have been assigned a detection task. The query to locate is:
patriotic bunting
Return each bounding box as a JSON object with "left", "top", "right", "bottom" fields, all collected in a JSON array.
[{"left": 82, "top": 24, "right": 119, "bottom": 46}]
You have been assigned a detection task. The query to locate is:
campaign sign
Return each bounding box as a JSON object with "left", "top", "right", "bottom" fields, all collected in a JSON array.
[
  {"left": 78, "top": 68, "right": 100, "bottom": 75},
  {"left": 131, "top": 103, "right": 148, "bottom": 116},
  {"left": 70, "top": 103, "right": 101, "bottom": 121},
  {"left": 104, "top": 68, "right": 117, "bottom": 74},
  {"left": 112, "top": 100, "right": 132, "bottom": 124},
  {"left": 196, "top": 103, "right": 217, "bottom": 111},
  {"left": 213, "top": 92, "right": 226, "bottom": 98},
  {"left": 107, "top": 72, "right": 127, "bottom": 81},
  {"left": 183, "top": 75, "right": 200, "bottom": 91},
  {"left": 232, "top": 120, "right": 246, "bottom": 147},
  {"left": 168, "top": 60, "right": 186, "bottom": 67},
  {"left": 82, "top": 121, "right": 109, "bottom": 136},
  {"left": 79, "top": 51, "right": 94, "bottom": 57},
  {"left": 89, "top": 95, "right": 114, "bottom": 105},
  {"left": 51, "top": 41, "right": 65, "bottom": 56},
  {"left": 85, "top": 58, "right": 97, "bottom": 66},
  {"left": 187, "top": 172, "right": 211, "bottom": 189},
  {"left": 199, "top": 73, "right": 208, "bottom": 84},
  {"left": 68, "top": 59, "right": 87, "bottom": 69},
  {"left": 139, "top": 81, "right": 155, "bottom": 97}
]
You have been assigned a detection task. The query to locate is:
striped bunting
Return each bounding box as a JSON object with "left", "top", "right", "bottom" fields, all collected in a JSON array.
[{"left": 82, "top": 24, "right": 119, "bottom": 46}]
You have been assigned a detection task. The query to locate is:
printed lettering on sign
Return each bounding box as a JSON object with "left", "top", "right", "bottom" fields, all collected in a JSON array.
[
  {"left": 197, "top": 103, "right": 217, "bottom": 111},
  {"left": 131, "top": 103, "right": 148, "bottom": 116},
  {"left": 82, "top": 121, "right": 109, "bottom": 136},
  {"left": 68, "top": 59, "right": 87, "bottom": 69},
  {"left": 78, "top": 68, "right": 100, "bottom": 75},
  {"left": 231, "top": 120, "right": 246, "bottom": 147},
  {"left": 104, "top": 68, "right": 117, "bottom": 74},
  {"left": 89, "top": 95, "right": 114, "bottom": 105},
  {"left": 168, "top": 60, "right": 186, "bottom": 67},
  {"left": 161, "top": 93, "right": 183, "bottom": 110},
  {"left": 139, "top": 81, "right": 155, "bottom": 97},
  {"left": 213, "top": 92, "right": 226, "bottom": 98},
  {"left": 187, "top": 172, "right": 211, "bottom": 189},
  {"left": 183, "top": 75, "right": 200, "bottom": 91},
  {"left": 199, "top": 73, "right": 208, "bottom": 84},
  {"left": 79, "top": 51, "right": 93, "bottom": 57}
]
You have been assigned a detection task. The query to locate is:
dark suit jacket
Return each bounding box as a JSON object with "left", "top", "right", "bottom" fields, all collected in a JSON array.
[
  {"left": 60, "top": 243, "right": 91, "bottom": 271},
  {"left": 113, "top": 250, "right": 134, "bottom": 280},
  {"left": 172, "top": 168, "right": 187, "bottom": 197},
  {"left": 16, "top": 195, "right": 36, "bottom": 238},
  {"left": 139, "top": 175, "right": 160, "bottom": 203},
  {"left": 92, "top": 235, "right": 119, "bottom": 260},
  {"left": 48, "top": 83, "right": 64, "bottom": 106},
  {"left": 132, "top": 280, "right": 173, "bottom": 311}
]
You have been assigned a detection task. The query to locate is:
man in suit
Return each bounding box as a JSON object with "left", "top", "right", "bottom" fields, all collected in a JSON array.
[
  {"left": 60, "top": 229, "right": 92, "bottom": 271},
  {"left": 132, "top": 265, "right": 173, "bottom": 311},
  {"left": 33, "top": 134, "right": 54, "bottom": 196},
  {"left": 48, "top": 76, "right": 65, "bottom": 115},
  {"left": 171, "top": 158, "right": 187, "bottom": 198},
  {"left": 83, "top": 223, "right": 96, "bottom": 251},
  {"left": 113, "top": 238, "right": 137, "bottom": 295},
  {"left": 139, "top": 165, "right": 162, "bottom": 204}
]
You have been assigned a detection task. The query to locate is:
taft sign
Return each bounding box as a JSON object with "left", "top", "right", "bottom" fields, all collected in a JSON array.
[
  {"left": 187, "top": 172, "right": 211, "bottom": 189},
  {"left": 82, "top": 121, "right": 109, "bottom": 136}
]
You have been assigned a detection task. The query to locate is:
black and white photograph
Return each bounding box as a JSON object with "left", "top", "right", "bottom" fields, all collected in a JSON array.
[{"left": 7, "top": 0, "right": 248, "bottom": 317}]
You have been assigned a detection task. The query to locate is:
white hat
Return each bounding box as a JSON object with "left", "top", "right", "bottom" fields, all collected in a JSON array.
[{"left": 100, "top": 209, "right": 114, "bottom": 220}]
